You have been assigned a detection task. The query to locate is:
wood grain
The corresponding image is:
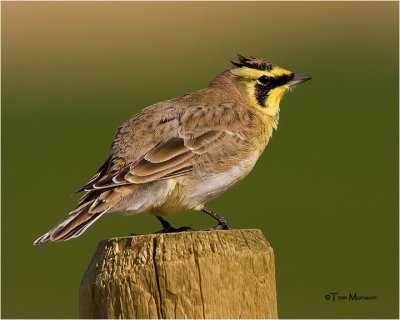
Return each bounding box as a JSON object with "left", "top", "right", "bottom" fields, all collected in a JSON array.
[{"left": 80, "top": 229, "right": 277, "bottom": 319}]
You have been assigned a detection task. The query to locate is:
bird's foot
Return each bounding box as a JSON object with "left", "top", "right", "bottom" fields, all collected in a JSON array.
[
  {"left": 201, "top": 220, "right": 233, "bottom": 231},
  {"left": 155, "top": 216, "right": 192, "bottom": 233},
  {"left": 200, "top": 207, "right": 233, "bottom": 231},
  {"left": 155, "top": 225, "right": 192, "bottom": 234}
]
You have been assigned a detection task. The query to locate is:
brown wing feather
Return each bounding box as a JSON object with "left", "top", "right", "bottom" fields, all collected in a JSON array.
[
  {"left": 83, "top": 142, "right": 196, "bottom": 191},
  {"left": 125, "top": 160, "right": 195, "bottom": 184},
  {"left": 133, "top": 151, "right": 193, "bottom": 176},
  {"left": 183, "top": 131, "right": 223, "bottom": 150},
  {"left": 75, "top": 155, "right": 113, "bottom": 192},
  {"left": 144, "top": 138, "right": 187, "bottom": 163},
  {"left": 78, "top": 101, "right": 250, "bottom": 192}
]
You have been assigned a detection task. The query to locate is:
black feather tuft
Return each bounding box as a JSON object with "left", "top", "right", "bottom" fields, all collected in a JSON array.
[{"left": 231, "top": 54, "right": 274, "bottom": 71}]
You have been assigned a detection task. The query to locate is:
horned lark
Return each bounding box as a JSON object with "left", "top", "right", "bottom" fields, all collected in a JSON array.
[{"left": 34, "top": 55, "right": 311, "bottom": 245}]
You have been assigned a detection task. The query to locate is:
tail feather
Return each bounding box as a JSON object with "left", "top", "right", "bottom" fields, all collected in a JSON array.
[
  {"left": 56, "top": 211, "right": 107, "bottom": 242},
  {"left": 33, "top": 199, "right": 108, "bottom": 245},
  {"left": 34, "top": 185, "right": 137, "bottom": 245}
]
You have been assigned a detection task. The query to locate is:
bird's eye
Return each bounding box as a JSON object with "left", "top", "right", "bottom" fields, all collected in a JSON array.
[{"left": 257, "top": 75, "right": 270, "bottom": 86}]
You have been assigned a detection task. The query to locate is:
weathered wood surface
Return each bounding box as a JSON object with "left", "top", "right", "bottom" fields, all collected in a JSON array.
[{"left": 80, "top": 229, "right": 277, "bottom": 319}]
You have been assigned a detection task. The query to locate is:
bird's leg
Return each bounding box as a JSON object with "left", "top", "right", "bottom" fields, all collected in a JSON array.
[
  {"left": 201, "top": 207, "right": 233, "bottom": 230},
  {"left": 155, "top": 216, "right": 192, "bottom": 233}
]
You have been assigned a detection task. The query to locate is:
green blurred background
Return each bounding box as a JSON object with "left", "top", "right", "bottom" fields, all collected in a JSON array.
[{"left": 2, "top": 2, "right": 398, "bottom": 318}]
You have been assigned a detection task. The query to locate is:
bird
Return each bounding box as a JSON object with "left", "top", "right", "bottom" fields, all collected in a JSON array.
[{"left": 34, "top": 55, "right": 311, "bottom": 245}]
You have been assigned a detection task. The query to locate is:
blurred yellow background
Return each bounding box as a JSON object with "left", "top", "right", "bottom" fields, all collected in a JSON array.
[{"left": 2, "top": 2, "right": 398, "bottom": 318}]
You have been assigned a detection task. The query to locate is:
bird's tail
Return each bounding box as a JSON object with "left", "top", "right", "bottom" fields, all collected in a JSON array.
[
  {"left": 33, "top": 198, "right": 107, "bottom": 245},
  {"left": 34, "top": 185, "right": 137, "bottom": 245}
]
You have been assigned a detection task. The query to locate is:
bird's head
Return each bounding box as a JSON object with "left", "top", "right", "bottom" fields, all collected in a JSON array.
[{"left": 230, "top": 55, "right": 311, "bottom": 116}]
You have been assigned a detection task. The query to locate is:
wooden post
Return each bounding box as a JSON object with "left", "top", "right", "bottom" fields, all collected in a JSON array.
[{"left": 80, "top": 229, "right": 277, "bottom": 319}]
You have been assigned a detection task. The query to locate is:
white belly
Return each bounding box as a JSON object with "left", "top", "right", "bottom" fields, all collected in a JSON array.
[
  {"left": 185, "top": 151, "right": 260, "bottom": 208},
  {"left": 111, "top": 179, "right": 178, "bottom": 215},
  {"left": 111, "top": 151, "right": 260, "bottom": 216}
]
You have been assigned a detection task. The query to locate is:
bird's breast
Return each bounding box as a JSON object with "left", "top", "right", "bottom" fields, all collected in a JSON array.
[{"left": 183, "top": 150, "right": 261, "bottom": 208}]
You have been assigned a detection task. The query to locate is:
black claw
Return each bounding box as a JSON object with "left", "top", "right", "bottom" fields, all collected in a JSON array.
[
  {"left": 155, "top": 216, "right": 192, "bottom": 234},
  {"left": 155, "top": 226, "right": 192, "bottom": 234},
  {"left": 201, "top": 221, "right": 233, "bottom": 231},
  {"left": 217, "top": 218, "right": 232, "bottom": 229}
]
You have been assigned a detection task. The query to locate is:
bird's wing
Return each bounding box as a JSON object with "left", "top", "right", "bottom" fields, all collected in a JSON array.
[
  {"left": 78, "top": 101, "right": 251, "bottom": 193},
  {"left": 35, "top": 101, "right": 251, "bottom": 244}
]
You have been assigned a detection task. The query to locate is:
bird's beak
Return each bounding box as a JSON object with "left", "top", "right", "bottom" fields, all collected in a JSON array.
[{"left": 288, "top": 74, "right": 312, "bottom": 86}]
